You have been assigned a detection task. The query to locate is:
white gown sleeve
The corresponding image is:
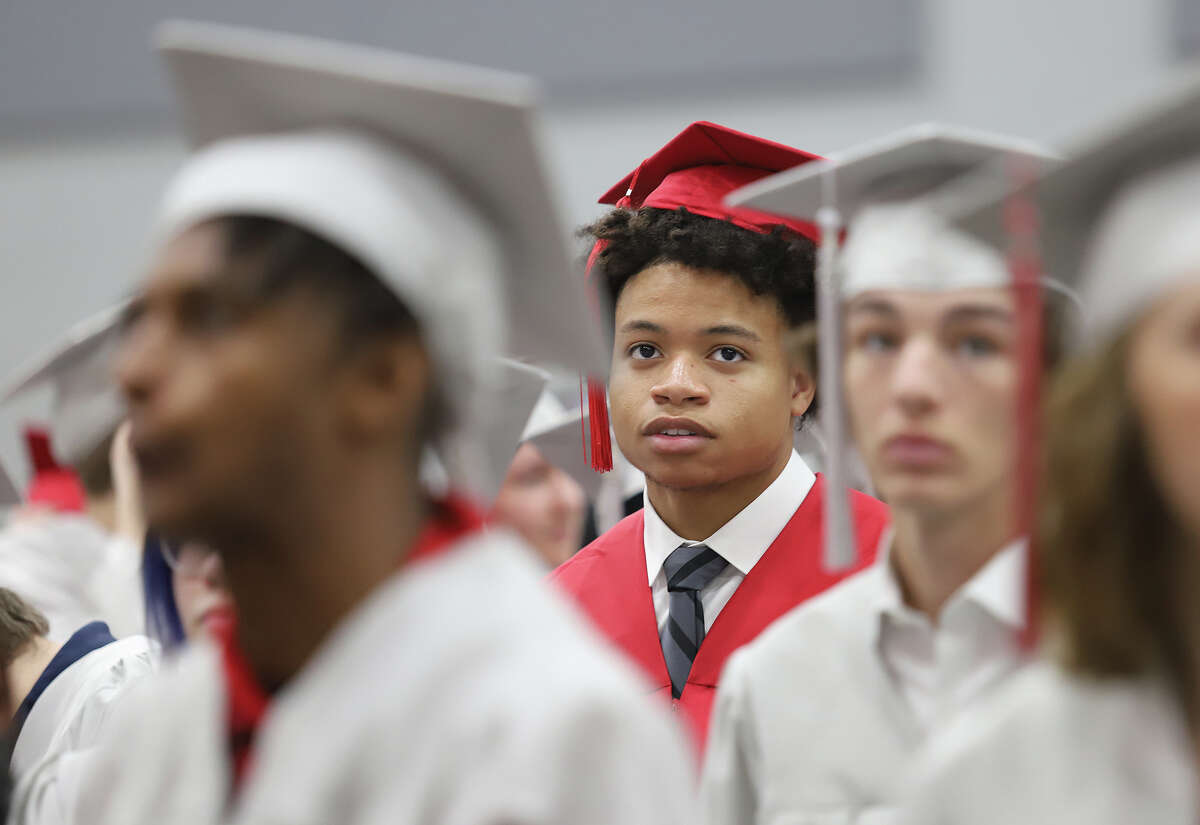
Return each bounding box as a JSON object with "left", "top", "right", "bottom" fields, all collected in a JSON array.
[{"left": 700, "top": 650, "right": 762, "bottom": 825}]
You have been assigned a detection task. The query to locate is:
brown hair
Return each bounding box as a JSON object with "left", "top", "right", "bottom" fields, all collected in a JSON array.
[
  {"left": 1040, "top": 330, "right": 1200, "bottom": 726},
  {"left": 0, "top": 588, "right": 49, "bottom": 669}
]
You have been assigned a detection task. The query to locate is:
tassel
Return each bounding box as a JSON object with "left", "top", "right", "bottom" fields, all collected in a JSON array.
[
  {"left": 586, "top": 377, "right": 613, "bottom": 473},
  {"left": 24, "top": 427, "right": 59, "bottom": 473}
]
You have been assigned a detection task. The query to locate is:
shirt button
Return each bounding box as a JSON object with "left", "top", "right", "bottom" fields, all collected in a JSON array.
[{"left": 671, "top": 700, "right": 680, "bottom": 712}]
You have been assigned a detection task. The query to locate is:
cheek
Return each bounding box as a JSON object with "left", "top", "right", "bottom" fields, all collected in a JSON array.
[{"left": 843, "top": 355, "right": 888, "bottom": 442}]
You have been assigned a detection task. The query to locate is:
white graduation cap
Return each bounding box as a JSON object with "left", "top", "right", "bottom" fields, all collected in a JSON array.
[
  {"left": 939, "top": 67, "right": 1200, "bottom": 353},
  {"left": 521, "top": 393, "right": 602, "bottom": 500},
  {"left": 728, "top": 124, "right": 1054, "bottom": 571},
  {"left": 3, "top": 305, "right": 127, "bottom": 469},
  {"left": 151, "top": 21, "right": 607, "bottom": 459},
  {"left": 435, "top": 358, "right": 550, "bottom": 505}
]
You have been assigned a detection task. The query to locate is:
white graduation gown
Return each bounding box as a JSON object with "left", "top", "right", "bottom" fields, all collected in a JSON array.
[
  {"left": 0, "top": 514, "right": 144, "bottom": 639},
  {"left": 8, "top": 634, "right": 157, "bottom": 825},
  {"left": 700, "top": 545, "right": 1024, "bottom": 825},
  {"left": 79, "top": 529, "right": 697, "bottom": 825},
  {"left": 899, "top": 660, "right": 1197, "bottom": 825}
]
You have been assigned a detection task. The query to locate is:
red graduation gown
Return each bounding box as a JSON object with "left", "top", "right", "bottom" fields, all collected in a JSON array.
[{"left": 550, "top": 475, "right": 889, "bottom": 751}]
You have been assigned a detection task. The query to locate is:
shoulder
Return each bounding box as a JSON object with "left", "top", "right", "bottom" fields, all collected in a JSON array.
[{"left": 549, "top": 510, "right": 644, "bottom": 588}]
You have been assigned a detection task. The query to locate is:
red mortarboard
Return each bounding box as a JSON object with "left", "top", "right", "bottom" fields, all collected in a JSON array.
[{"left": 585, "top": 121, "right": 824, "bottom": 471}]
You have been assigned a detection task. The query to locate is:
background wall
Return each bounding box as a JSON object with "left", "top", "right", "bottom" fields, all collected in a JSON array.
[{"left": 0, "top": 0, "right": 1188, "bottom": 482}]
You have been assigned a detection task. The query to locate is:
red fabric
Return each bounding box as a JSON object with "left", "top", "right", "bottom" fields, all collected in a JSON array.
[
  {"left": 22, "top": 428, "right": 86, "bottom": 513},
  {"left": 599, "top": 121, "right": 823, "bottom": 242},
  {"left": 216, "top": 494, "right": 485, "bottom": 791},
  {"left": 549, "top": 475, "right": 889, "bottom": 753}
]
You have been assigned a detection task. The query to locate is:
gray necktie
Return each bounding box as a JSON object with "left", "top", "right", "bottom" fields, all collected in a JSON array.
[{"left": 660, "top": 543, "right": 729, "bottom": 698}]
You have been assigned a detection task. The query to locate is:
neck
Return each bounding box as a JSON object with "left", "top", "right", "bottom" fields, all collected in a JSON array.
[
  {"left": 646, "top": 446, "right": 791, "bottom": 542},
  {"left": 218, "top": 459, "right": 429, "bottom": 692},
  {"left": 889, "top": 484, "right": 1016, "bottom": 621},
  {"left": 5, "top": 637, "right": 62, "bottom": 721},
  {"left": 86, "top": 493, "right": 117, "bottom": 534}
]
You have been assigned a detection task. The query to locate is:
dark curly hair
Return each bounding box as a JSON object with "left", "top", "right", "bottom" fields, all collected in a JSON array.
[{"left": 583, "top": 206, "right": 818, "bottom": 327}]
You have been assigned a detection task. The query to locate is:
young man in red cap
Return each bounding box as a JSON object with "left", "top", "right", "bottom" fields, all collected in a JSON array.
[{"left": 551, "top": 122, "right": 890, "bottom": 750}]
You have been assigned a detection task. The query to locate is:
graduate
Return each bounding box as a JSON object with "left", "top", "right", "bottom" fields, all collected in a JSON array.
[
  {"left": 493, "top": 392, "right": 596, "bottom": 568},
  {"left": 550, "top": 122, "right": 891, "bottom": 750},
  {"left": 0, "top": 309, "right": 144, "bottom": 639},
  {"left": 899, "top": 71, "right": 1200, "bottom": 825},
  {"left": 78, "top": 21, "right": 695, "bottom": 825},
  {"left": 1, "top": 587, "right": 155, "bottom": 825},
  {"left": 697, "top": 125, "right": 1071, "bottom": 824}
]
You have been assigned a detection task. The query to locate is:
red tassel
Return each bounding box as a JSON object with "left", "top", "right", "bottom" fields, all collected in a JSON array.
[
  {"left": 24, "top": 427, "right": 59, "bottom": 473},
  {"left": 586, "top": 377, "right": 613, "bottom": 473}
]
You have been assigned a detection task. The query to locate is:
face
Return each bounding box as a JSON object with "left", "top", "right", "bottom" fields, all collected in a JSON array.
[
  {"left": 492, "top": 443, "right": 587, "bottom": 568},
  {"left": 609, "top": 262, "right": 813, "bottom": 493},
  {"left": 117, "top": 221, "right": 405, "bottom": 546},
  {"left": 1126, "top": 280, "right": 1200, "bottom": 543},
  {"left": 844, "top": 288, "right": 1018, "bottom": 517},
  {"left": 169, "top": 543, "right": 235, "bottom": 640}
]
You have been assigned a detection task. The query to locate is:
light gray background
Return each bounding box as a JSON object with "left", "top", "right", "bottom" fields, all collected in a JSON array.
[{"left": 0, "top": 0, "right": 1189, "bottom": 483}]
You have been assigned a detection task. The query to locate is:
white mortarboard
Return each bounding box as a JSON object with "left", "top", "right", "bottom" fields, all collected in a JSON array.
[
  {"left": 3, "top": 305, "right": 127, "bottom": 468},
  {"left": 151, "top": 22, "right": 607, "bottom": 464},
  {"left": 521, "top": 393, "right": 602, "bottom": 500},
  {"left": 433, "top": 358, "right": 550, "bottom": 505},
  {"left": 728, "top": 124, "right": 1054, "bottom": 571},
  {"left": 940, "top": 68, "right": 1200, "bottom": 352}
]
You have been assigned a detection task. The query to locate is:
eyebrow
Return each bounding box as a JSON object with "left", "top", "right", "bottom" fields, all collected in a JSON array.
[
  {"left": 846, "top": 299, "right": 899, "bottom": 318},
  {"left": 618, "top": 320, "right": 667, "bottom": 335},
  {"left": 942, "top": 305, "right": 1014, "bottom": 324},
  {"left": 702, "top": 324, "right": 761, "bottom": 342}
]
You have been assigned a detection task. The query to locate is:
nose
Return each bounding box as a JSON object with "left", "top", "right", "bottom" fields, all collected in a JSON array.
[
  {"left": 651, "top": 354, "right": 710, "bottom": 407},
  {"left": 890, "top": 337, "right": 943, "bottom": 417},
  {"left": 114, "top": 311, "right": 168, "bottom": 411}
]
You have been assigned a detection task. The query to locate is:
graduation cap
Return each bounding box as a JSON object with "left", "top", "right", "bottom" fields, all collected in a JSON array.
[
  {"left": 3, "top": 304, "right": 127, "bottom": 474},
  {"left": 941, "top": 68, "right": 1200, "bottom": 353},
  {"left": 521, "top": 393, "right": 602, "bottom": 500},
  {"left": 152, "top": 22, "right": 607, "bottom": 466},
  {"left": 585, "top": 121, "right": 824, "bottom": 472},
  {"left": 728, "top": 123, "right": 1054, "bottom": 572}
]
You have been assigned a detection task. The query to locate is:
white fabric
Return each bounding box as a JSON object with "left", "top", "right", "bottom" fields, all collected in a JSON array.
[
  {"left": 1078, "top": 155, "right": 1200, "bottom": 350},
  {"left": 874, "top": 536, "right": 1024, "bottom": 728},
  {"left": 841, "top": 202, "right": 1012, "bottom": 297},
  {"left": 155, "top": 128, "right": 506, "bottom": 438},
  {"left": 0, "top": 515, "right": 145, "bottom": 640},
  {"left": 643, "top": 451, "right": 816, "bottom": 634},
  {"left": 8, "top": 636, "right": 157, "bottom": 825},
  {"left": 900, "top": 661, "right": 1196, "bottom": 825},
  {"left": 700, "top": 537, "right": 1025, "bottom": 825},
  {"left": 78, "top": 530, "right": 697, "bottom": 825}
]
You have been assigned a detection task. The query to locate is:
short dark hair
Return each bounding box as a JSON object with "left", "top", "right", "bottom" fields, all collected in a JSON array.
[
  {"left": 0, "top": 588, "right": 49, "bottom": 669},
  {"left": 583, "top": 207, "right": 818, "bottom": 328},
  {"left": 213, "top": 215, "right": 449, "bottom": 440}
]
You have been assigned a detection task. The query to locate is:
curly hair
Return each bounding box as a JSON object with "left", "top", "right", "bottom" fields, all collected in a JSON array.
[{"left": 583, "top": 207, "right": 818, "bottom": 327}]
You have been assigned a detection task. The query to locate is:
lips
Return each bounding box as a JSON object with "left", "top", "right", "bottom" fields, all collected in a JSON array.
[
  {"left": 881, "top": 433, "right": 954, "bottom": 469},
  {"left": 642, "top": 416, "right": 714, "bottom": 456}
]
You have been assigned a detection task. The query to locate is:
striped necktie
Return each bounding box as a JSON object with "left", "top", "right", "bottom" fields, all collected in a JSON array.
[{"left": 660, "top": 543, "right": 729, "bottom": 699}]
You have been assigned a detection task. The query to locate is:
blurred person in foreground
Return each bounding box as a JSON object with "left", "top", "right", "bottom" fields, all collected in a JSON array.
[
  {"left": 700, "top": 126, "right": 1071, "bottom": 824},
  {"left": 551, "top": 122, "right": 890, "bottom": 753},
  {"left": 1, "top": 587, "right": 153, "bottom": 824},
  {"left": 900, "top": 69, "right": 1200, "bottom": 825},
  {"left": 80, "top": 21, "right": 695, "bottom": 825}
]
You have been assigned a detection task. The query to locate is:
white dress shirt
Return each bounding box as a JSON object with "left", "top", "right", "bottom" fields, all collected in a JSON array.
[
  {"left": 79, "top": 530, "right": 698, "bottom": 825},
  {"left": 701, "top": 533, "right": 1026, "bottom": 825},
  {"left": 901, "top": 661, "right": 1196, "bottom": 825},
  {"left": 643, "top": 450, "right": 816, "bottom": 635}
]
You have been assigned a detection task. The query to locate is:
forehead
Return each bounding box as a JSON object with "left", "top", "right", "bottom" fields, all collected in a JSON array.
[
  {"left": 614, "top": 261, "right": 785, "bottom": 324},
  {"left": 145, "top": 221, "right": 230, "bottom": 289},
  {"left": 846, "top": 287, "right": 1015, "bottom": 320}
]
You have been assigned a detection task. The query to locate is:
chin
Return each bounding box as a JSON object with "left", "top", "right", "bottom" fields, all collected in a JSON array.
[{"left": 879, "top": 473, "right": 972, "bottom": 514}]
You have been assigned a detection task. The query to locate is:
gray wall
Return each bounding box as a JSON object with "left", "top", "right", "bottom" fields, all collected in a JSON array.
[{"left": 0, "top": 0, "right": 1186, "bottom": 482}]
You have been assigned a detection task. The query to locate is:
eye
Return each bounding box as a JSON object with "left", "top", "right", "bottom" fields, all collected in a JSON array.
[
  {"left": 178, "top": 290, "right": 238, "bottom": 334},
  {"left": 710, "top": 346, "right": 746, "bottom": 363},
  {"left": 628, "top": 343, "right": 661, "bottom": 360},
  {"left": 858, "top": 331, "right": 899, "bottom": 353},
  {"left": 954, "top": 334, "right": 1000, "bottom": 358}
]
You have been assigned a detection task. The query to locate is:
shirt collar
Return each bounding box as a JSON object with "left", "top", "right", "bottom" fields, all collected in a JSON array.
[
  {"left": 869, "top": 533, "right": 1028, "bottom": 639},
  {"left": 643, "top": 450, "right": 817, "bottom": 585}
]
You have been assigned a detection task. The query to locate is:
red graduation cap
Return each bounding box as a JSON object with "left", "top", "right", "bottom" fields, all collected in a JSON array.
[{"left": 585, "top": 121, "right": 824, "bottom": 471}]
